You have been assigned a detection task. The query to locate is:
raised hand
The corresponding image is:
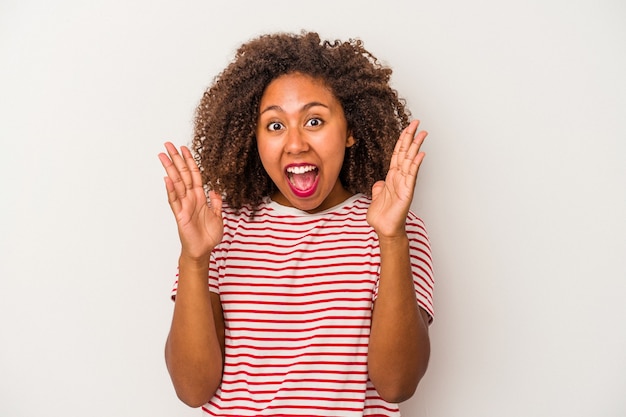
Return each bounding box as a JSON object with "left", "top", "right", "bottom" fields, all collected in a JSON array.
[
  {"left": 366, "top": 120, "right": 427, "bottom": 239},
  {"left": 158, "top": 142, "right": 224, "bottom": 263}
]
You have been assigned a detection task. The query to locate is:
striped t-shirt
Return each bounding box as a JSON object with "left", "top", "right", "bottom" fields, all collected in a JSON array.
[{"left": 172, "top": 193, "right": 434, "bottom": 416}]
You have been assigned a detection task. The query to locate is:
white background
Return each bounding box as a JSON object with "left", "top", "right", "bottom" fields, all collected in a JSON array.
[{"left": 1, "top": 0, "right": 625, "bottom": 416}]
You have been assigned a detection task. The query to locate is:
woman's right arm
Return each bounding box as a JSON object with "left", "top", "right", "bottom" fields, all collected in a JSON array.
[
  {"left": 159, "top": 143, "right": 225, "bottom": 407},
  {"left": 165, "top": 257, "right": 225, "bottom": 407}
]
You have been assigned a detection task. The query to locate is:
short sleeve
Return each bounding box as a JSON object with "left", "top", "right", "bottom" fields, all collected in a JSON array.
[
  {"left": 170, "top": 251, "right": 220, "bottom": 301},
  {"left": 407, "top": 212, "right": 435, "bottom": 322},
  {"left": 372, "top": 212, "right": 434, "bottom": 322}
]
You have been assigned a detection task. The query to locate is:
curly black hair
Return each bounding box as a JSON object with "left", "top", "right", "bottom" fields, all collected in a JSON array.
[{"left": 192, "top": 31, "right": 411, "bottom": 210}]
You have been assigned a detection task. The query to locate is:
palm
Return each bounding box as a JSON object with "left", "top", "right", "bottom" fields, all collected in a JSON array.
[
  {"left": 174, "top": 185, "right": 223, "bottom": 258},
  {"left": 159, "top": 143, "right": 223, "bottom": 261},
  {"left": 367, "top": 121, "right": 427, "bottom": 238}
]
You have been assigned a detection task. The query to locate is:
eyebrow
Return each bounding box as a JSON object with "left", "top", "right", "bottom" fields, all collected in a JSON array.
[{"left": 259, "top": 101, "right": 329, "bottom": 116}]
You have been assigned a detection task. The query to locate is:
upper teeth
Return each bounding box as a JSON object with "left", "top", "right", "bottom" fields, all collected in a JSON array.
[{"left": 287, "top": 165, "right": 316, "bottom": 174}]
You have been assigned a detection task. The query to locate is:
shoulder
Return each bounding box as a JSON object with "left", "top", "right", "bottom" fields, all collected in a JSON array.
[
  {"left": 405, "top": 209, "right": 429, "bottom": 241},
  {"left": 219, "top": 199, "right": 291, "bottom": 236},
  {"left": 351, "top": 193, "right": 372, "bottom": 209},
  {"left": 221, "top": 198, "right": 273, "bottom": 221}
]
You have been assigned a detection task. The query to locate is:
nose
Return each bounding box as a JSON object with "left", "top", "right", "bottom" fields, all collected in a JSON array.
[{"left": 284, "top": 127, "right": 309, "bottom": 155}]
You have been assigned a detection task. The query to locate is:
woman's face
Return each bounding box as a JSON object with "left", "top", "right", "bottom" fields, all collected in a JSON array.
[{"left": 256, "top": 72, "right": 355, "bottom": 213}]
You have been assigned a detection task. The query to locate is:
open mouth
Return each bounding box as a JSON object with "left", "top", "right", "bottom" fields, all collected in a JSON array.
[{"left": 286, "top": 164, "right": 319, "bottom": 197}]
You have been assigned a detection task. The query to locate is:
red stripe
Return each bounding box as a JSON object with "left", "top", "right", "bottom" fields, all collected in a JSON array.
[
  {"left": 224, "top": 343, "right": 368, "bottom": 350},
  {"left": 221, "top": 297, "right": 372, "bottom": 307},
  {"left": 226, "top": 305, "right": 369, "bottom": 314}
]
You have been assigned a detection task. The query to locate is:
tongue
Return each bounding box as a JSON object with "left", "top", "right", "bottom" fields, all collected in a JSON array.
[{"left": 290, "top": 171, "right": 317, "bottom": 191}]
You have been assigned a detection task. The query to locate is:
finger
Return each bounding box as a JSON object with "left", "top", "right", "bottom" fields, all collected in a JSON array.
[
  {"left": 158, "top": 151, "right": 182, "bottom": 188},
  {"left": 391, "top": 120, "right": 420, "bottom": 170},
  {"left": 388, "top": 134, "right": 402, "bottom": 170},
  {"left": 208, "top": 190, "right": 223, "bottom": 218},
  {"left": 406, "top": 152, "right": 425, "bottom": 187},
  {"left": 165, "top": 142, "right": 194, "bottom": 192},
  {"left": 163, "top": 176, "right": 182, "bottom": 214},
  {"left": 162, "top": 142, "right": 193, "bottom": 199},
  {"left": 181, "top": 145, "right": 204, "bottom": 190},
  {"left": 401, "top": 130, "right": 427, "bottom": 176},
  {"left": 404, "top": 134, "right": 428, "bottom": 189},
  {"left": 159, "top": 149, "right": 187, "bottom": 200}
]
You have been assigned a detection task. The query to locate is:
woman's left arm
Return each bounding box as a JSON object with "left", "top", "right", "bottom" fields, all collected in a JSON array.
[
  {"left": 366, "top": 120, "right": 430, "bottom": 403},
  {"left": 368, "top": 234, "right": 431, "bottom": 403}
]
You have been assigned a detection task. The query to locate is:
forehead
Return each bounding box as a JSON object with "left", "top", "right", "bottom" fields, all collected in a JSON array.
[{"left": 259, "top": 72, "right": 338, "bottom": 108}]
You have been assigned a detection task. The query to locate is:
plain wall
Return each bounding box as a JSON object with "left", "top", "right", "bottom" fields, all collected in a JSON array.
[{"left": 1, "top": 0, "right": 624, "bottom": 416}]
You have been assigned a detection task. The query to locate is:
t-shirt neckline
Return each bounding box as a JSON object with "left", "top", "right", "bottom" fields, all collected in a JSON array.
[{"left": 265, "top": 193, "right": 364, "bottom": 216}]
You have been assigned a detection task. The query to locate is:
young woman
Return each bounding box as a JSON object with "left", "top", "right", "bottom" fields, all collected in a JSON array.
[{"left": 158, "top": 31, "right": 434, "bottom": 416}]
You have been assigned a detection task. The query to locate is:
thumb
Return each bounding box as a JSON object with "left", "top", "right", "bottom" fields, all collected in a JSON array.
[
  {"left": 208, "top": 190, "right": 223, "bottom": 217},
  {"left": 371, "top": 180, "right": 385, "bottom": 200}
]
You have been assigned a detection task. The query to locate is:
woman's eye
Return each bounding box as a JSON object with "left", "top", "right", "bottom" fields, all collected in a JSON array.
[
  {"left": 305, "top": 118, "right": 323, "bottom": 127},
  {"left": 267, "top": 122, "right": 284, "bottom": 131}
]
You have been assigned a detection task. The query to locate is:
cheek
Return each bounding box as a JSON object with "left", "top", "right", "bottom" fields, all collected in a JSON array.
[
  {"left": 255, "top": 137, "right": 270, "bottom": 160},
  {"left": 256, "top": 140, "right": 279, "bottom": 174}
]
